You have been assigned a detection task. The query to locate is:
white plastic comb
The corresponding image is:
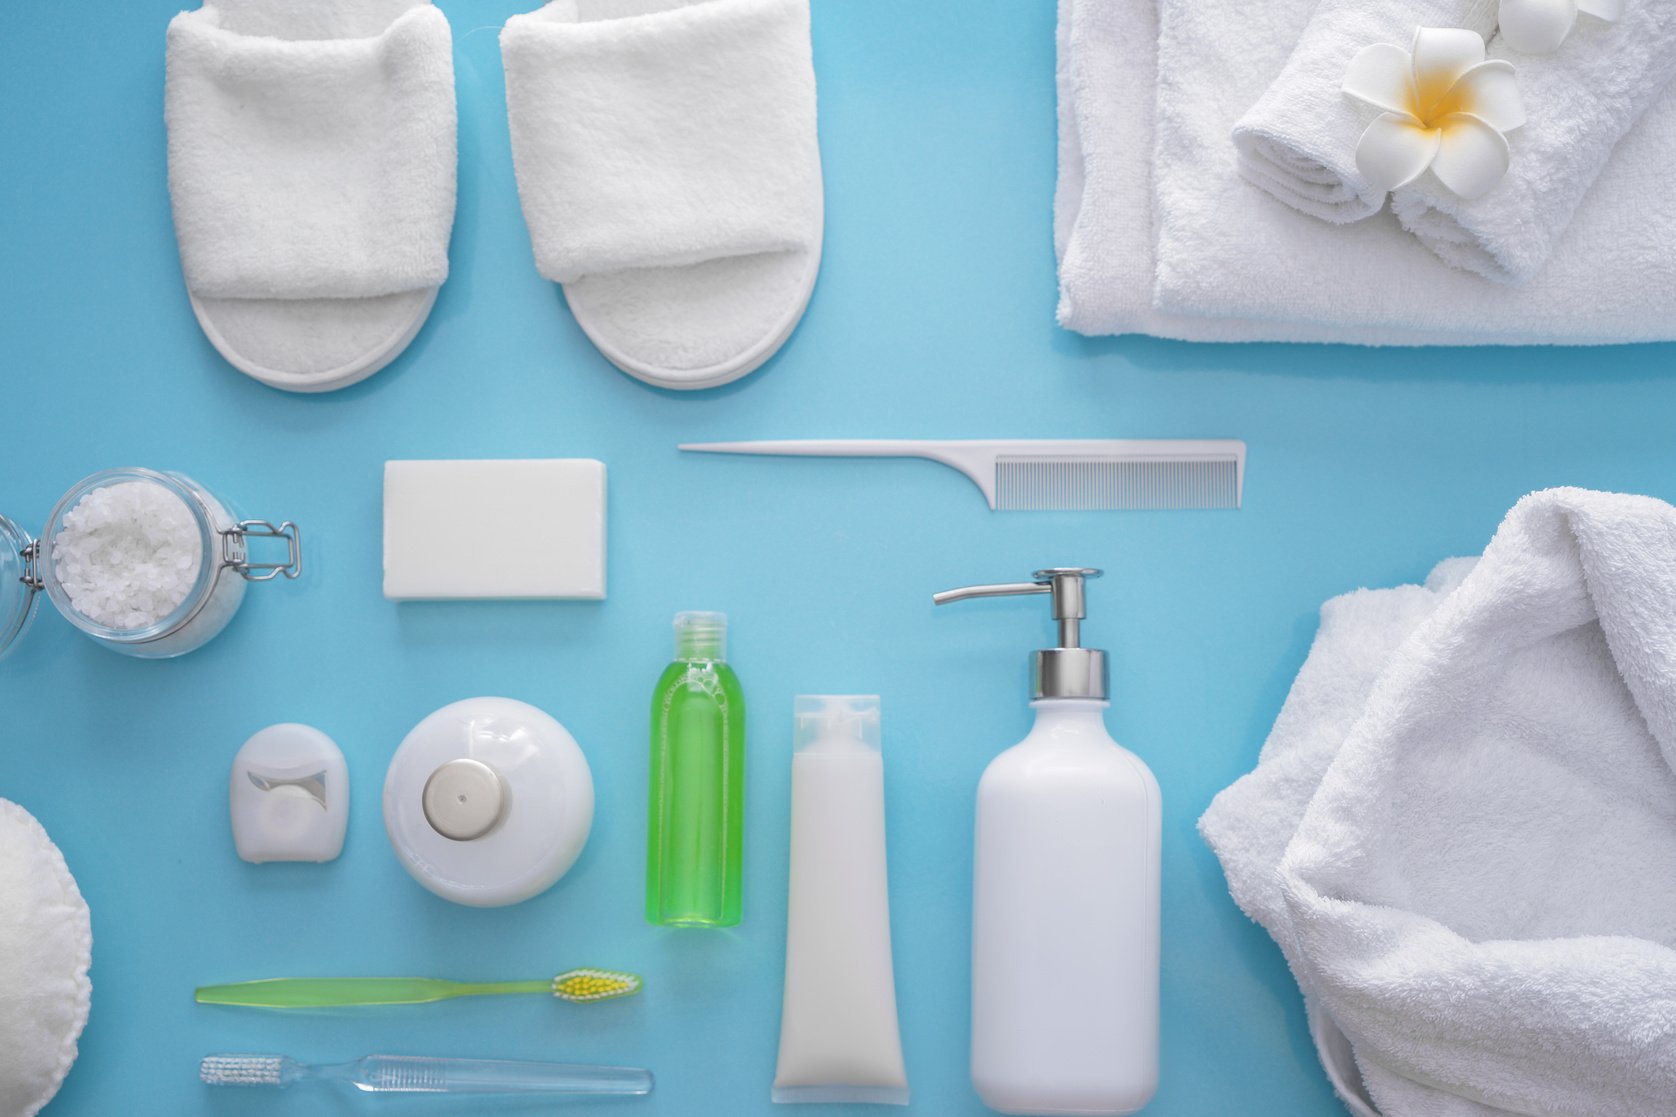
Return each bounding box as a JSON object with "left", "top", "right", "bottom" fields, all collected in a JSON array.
[{"left": 678, "top": 439, "right": 1246, "bottom": 510}]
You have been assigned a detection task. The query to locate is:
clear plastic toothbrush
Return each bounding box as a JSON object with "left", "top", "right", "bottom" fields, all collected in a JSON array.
[{"left": 199, "top": 1053, "right": 654, "bottom": 1096}]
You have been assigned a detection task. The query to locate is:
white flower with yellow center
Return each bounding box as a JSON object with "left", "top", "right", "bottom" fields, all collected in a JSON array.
[
  {"left": 1343, "top": 27, "right": 1527, "bottom": 201},
  {"left": 1500, "top": 0, "right": 1623, "bottom": 55}
]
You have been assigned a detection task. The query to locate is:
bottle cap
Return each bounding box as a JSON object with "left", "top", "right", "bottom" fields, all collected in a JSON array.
[{"left": 674, "top": 611, "right": 727, "bottom": 661}]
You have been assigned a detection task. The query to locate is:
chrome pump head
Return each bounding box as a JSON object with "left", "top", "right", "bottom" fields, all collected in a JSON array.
[{"left": 933, "top": 568, "right": 1108, "bottom": 701}]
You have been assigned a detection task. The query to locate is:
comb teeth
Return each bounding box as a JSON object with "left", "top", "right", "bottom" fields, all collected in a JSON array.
[
  {"left": 200, "top": 1055, "right": 286, "bottom": 1086},
  {"left": 994, "top": 458, "right": 1241, "bottom": 511}
]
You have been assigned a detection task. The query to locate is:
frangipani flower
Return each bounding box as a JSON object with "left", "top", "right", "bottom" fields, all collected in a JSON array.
[
  {"left": 1343, "top": 28, "right": 1526, "bottom": 201},
  {"left": 1500, "top": 0, "right": 1623, "bottom": 55}
]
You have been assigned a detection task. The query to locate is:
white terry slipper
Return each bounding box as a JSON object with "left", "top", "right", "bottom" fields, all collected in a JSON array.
[
  {"left": 501, "top": 0, "right": 823, "bottom": 391},
  {"left": 165, "top": 0, "right": 457, "bottom": 393}
]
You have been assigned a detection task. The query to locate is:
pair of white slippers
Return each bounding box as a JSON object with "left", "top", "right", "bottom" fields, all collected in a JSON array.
[{"left": 164, "top": 0, "right": 823, "bottom": 393}]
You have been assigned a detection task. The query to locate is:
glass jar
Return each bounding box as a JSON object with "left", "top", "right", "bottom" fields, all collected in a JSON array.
[{"left": 0, "top": 467, "right": 300, "bottom": 660}]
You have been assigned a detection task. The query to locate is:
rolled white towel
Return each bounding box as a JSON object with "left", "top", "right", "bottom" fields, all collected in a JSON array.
[
  {"left": 1144, "top": 0, "right": 1676, "bottom": 345},
  {"left": 1392, "top": 3, "right": 1676, "bottom": 283},
  {"left": 1231, "top": 0, "right": 1497, "bottom": 223}
]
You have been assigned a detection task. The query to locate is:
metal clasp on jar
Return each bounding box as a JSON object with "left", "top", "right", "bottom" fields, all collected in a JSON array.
[
  {"left": 19, "top": 540, "right": 43, "bottom": 591},
  {"left": 220, "top": 520, "right": 303, "bottom": 582}
]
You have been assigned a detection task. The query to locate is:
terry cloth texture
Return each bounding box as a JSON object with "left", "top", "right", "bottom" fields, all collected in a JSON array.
[
  {"left": 165, "top": 1, "right": 456, "bottom": 300},
  {"left": 1201, "top": 488, "right": 1676, "bottom": 1116},
  {"left": 1054, "top": 0, "right": 1676, "bottom": 343},
  {"left": 1392, "top": 2, "right": 1676, "bottom": 283}
]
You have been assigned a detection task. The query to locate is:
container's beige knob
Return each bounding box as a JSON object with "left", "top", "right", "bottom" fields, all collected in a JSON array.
[
  {"left": 384, "top": 697, "right": 595, "bottom": 907},
  {"left": 422, "top": 758, "right": 507, "bottom": 841}
]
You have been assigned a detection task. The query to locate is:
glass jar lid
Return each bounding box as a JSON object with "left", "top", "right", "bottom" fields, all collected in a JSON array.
[{"left": 0, "top": 513, "right": 40, "bottom": 660}]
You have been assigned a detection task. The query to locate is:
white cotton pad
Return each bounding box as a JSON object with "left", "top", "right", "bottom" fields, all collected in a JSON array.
[
  {"left": 383, "top": 459, "right": 607, "bottom": 600},
  {"left": 0, "top": 799, "right": 92, "bottom": 1117}
]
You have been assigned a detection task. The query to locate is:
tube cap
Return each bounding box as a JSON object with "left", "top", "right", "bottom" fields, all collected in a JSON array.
[{"left": 793, "top": 695, "right": 881, "bottom": 754}]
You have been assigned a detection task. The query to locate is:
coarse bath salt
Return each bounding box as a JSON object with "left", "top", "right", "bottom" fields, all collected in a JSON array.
[{"left": 52, "top": 481, "right": 203, "bottom": 630}]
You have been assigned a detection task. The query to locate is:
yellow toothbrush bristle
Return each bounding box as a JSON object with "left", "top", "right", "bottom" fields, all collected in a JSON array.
[{"left": 551, "top": 968, "right": 643, "bottom": 1003}]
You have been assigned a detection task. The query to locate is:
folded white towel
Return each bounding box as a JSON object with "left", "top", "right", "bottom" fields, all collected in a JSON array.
[
  {"left": 1201, "top": 488, "right": 1676, "bottom": 1117},
  {"left": 1055, "top": 0, "right": 1409, "bottom": 342},
  {"left": 1057, "top": 0, "right": 1493, "bottom": 342},
  {"left": 1054, "top": 0, "right": 1676, "bottom": 343},
  {"left": 166, "top": 3, "right": 455, "bottom": 300},
  {"left": 1392, "top": 5, "right": 1676, "bottom": 283},
  {"left": 1232, "top": 0, "right": 1498, "bottom": 223}
]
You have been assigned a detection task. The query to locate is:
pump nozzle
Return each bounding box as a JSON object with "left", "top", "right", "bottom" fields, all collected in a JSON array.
[{"left": 934, "top": 569, "right": 1108, "bottom": 701}]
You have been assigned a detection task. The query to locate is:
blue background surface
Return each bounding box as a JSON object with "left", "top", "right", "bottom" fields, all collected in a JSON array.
[{"left": 3, "top": 2, "right": 1675, "bottom": 1115}]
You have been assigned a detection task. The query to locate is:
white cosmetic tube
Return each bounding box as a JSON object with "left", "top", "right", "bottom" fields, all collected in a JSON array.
[{"left": 772, "top": 695, "right": 909, "bottom": 1105}]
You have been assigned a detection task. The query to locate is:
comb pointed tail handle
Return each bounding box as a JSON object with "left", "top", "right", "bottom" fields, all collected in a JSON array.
[{"left": 677, "top": 440, "right": 1000, "bottom": 507}]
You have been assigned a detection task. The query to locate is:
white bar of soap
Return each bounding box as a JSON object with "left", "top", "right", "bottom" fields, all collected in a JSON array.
[{"left": 384, "top": 459, "right": 607, "bottom": 600}]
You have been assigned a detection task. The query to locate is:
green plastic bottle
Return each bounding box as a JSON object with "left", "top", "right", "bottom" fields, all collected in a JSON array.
[{"left": 646, "top": 611, "right": 746, "bottom": 927}]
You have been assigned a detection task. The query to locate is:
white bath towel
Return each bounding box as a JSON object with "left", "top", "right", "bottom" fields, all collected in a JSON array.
[
  {"left": 1392, "top": 4, "right": 1676, "bottom": 283},
  {"left": 1232, "top": 0, "right": 1498, "bottom": 224},
  {"left": 1055, "top": 0, "right": 1676, "bottom": 343},
  {"left": 1056, "top": 0, "right": 1495, "bottom": 342},
  {"left": 1201, "top": 488, "right": 1676, "bottom": 1117},
  {"left": 1055, "top": 0, "right": 1391, "bottom": 342}
]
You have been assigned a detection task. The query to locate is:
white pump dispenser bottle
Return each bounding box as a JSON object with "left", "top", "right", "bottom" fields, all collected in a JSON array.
[{"left": 935, "top": 568, "right": 1161, "bottom": 1116}]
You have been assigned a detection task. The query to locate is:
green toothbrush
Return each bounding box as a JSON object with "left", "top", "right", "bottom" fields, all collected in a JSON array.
[{"left": 195, "top": 967, "right": 642, "bottom": 1009}]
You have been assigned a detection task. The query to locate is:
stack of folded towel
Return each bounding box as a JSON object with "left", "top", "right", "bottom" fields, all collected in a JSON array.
[
  {"left": 1201, "top": 488, "right": 1676, "bottom": 1116},
  {"left": 1055, "top": 0, "right": 1676, "bottom": 342}
]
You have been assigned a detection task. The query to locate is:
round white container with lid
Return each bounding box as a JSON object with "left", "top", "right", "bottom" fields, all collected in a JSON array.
[
  {"left": 0, "top": 467, "right": 301, "bottom": 660},
  {"left": 383, "top": 697, "right": 594, "bottom": 908}
]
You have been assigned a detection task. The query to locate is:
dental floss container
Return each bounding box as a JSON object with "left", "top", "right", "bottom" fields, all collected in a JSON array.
[
  {"left": 382, "top": 697, "right": 594, "bottom": 908},
  {"left": 934, "top": 569, "right": 1161, "bottom": 1116},
  {"left": 230, "top": 723, "right": 349, "bottom": 863}
]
